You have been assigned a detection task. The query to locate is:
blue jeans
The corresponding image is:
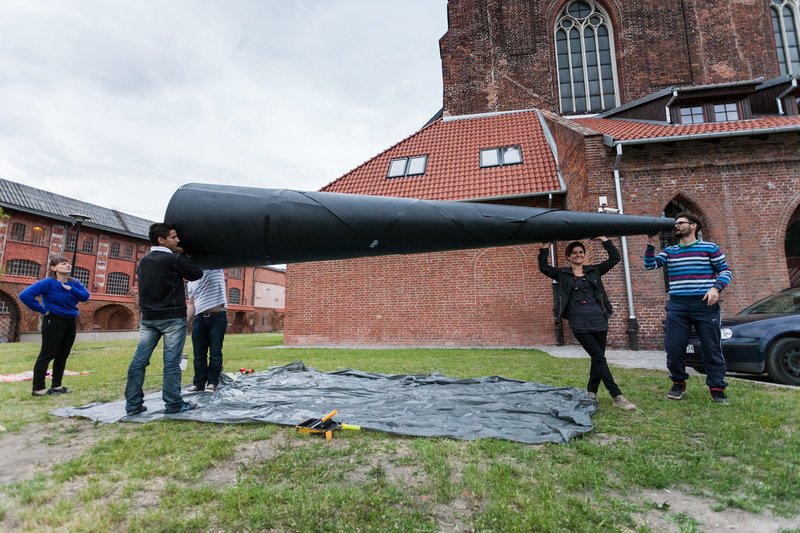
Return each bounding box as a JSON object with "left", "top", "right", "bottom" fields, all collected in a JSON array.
[
  {"left": 125, "top": 318, "right": 187, "bottom": 413},
  {"left": 191, "top": 311, "right": 227, "bottom": 387},
  {"left": 664, "top": 296, "right": 727, "bottom": 389}
]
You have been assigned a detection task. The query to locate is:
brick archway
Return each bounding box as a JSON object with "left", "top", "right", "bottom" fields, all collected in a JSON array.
[
  {"left": 787, "top": 204, "right": 800, "bottom": 287},
  {"left": 0, "top": 291, "right": 20, "bottom": 342},
  {"left": 93, "top": 304, "right": 135, "bottom": 330}
]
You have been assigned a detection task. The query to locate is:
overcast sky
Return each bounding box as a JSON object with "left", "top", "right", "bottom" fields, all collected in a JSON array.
[{"left": 0, "top": 1, "right": 448, "bottom": 221}]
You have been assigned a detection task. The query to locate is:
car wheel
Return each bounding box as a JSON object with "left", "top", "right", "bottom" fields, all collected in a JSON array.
[{"left": 765, "top": 337, "right": 800, "bottom": 386}]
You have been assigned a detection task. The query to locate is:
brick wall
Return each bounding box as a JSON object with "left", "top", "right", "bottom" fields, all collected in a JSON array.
[
  {"left": 285, "top": 129, "right": 800, "bottom": 349},
  {"left": 0, "top": 207, "right": 285, "bottom": 339},
  {"left": 440, "top": 0, "right": 779, "bottom": 117}
]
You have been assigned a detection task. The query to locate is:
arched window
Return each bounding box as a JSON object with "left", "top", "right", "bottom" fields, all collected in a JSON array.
[
  {"left": 228, "top": 287, "right": 241, "bottom": 305},
  {"left": 771, "top": 0, "right": 800, "bottom": 75},
  {"left": 72, "top": 267, "right": 91, "bottom": 287},
  {"left": 6, "top": 259, "right": 41, "bottom": 278},
  {"left": 555, "top": 0, "right": 619, "bottom": 114},
  {"left": 106, "top": 272, "right": 130, "bottom": 295}
]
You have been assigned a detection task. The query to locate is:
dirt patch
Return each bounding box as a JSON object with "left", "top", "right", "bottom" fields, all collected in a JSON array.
[
  {"left": 0, "top": 418, "right": 103, "bottom": 485},
  {"left": 203, "top": 431, "right": 290, "bottom": 484},
  {"left": 591, "top": 432, "right": 632, "bottom": 446},
  {"left": 632, "top": 487, "right": 800, "bottom": 532}
]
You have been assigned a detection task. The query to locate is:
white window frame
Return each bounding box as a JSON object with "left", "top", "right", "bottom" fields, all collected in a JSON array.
[
  {"left": 555, "top": 0, "right": 621, "bottom": 114},
  {"left": 387, "top": 155, "right": 428, "bottom": 178},
  {"left": 479, "top": 145, "right": 523, "bottom": 168}
]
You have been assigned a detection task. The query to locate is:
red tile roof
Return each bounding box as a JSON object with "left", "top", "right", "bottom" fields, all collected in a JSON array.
[
  {"left": 322, "top": 109, "right": 562, "bottom": 201},
  {"left": 573, "top": 115, "right": 800, "bottom": 142}
]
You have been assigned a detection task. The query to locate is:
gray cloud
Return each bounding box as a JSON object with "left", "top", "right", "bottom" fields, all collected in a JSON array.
[{"left": 0, "top": 0, "right": 446, "bottom": 220}]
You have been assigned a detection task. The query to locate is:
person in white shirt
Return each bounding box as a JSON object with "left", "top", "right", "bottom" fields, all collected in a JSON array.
[{"left": 186, "top": 269, "right": 228, "bottom": 392}]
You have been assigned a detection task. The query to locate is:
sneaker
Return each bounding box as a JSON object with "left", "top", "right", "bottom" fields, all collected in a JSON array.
[
  {"left": 710, "top": 388, "right": 729, "bottom": 405},
  {"left": 205, "top": 384, "right": 218, "bottom": 392},
  {"left": 31, "top": 389, "right": 54, "bottom": 397},
  {"left": 164, "top": 401, "right": 198, "bottom": 414},
  {"left": 587, "top": 391, "right": 598, "bottom": 400},
  {"left": 666, "top": 382, "right": 686, "bottom": 400},
  {"left": 186, "top": 385, "right": 203, "bottom": 392},
  {"left": 48, "top": 386, "right": 72, "bottom": 394},
  {"left": 612, "top": 395, "right": 637, "bottom": 410},
  {"left": 127, "top": 405, "right": 147, "bottom": 416}
]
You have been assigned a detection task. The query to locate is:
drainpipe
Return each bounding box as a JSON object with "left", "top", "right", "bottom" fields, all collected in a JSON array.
[
  {"left": 548, "top": 193, "right": 564, "bottom": 345},
  {"left": 613, "top": 144, "right": 639, "bottom": 350},
  {"left": 776, "top": 77, "right": 798, "bottom": 115}
]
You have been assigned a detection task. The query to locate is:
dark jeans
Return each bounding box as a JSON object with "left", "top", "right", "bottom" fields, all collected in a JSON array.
[
  {"left": 571, "top": 330, "right": 623, "bottom": 398},
  {"left": 32, "top": 314, "right": 77, "bottom": 391},
  {"left": 191, "top": 311, "right": 227, "bottom": 387},
  {"left": 664, "top": 295, "right": 728, "bottom": 389}
]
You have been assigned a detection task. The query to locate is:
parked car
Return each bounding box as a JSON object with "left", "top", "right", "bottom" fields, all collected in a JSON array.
[{"left": 686, "top": 287, "right": 800, "bottom": 385}]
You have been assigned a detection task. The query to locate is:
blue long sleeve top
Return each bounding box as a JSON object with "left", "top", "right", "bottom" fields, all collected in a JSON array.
[{"left": 19, "top": 277, "right": 91, "bottom": 318}]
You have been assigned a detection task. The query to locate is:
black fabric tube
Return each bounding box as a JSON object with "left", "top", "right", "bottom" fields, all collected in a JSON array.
[{"left": 165, "top": 183, "right": 675, "bottom": 268}]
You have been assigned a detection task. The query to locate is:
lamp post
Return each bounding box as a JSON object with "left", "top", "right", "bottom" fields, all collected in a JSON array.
[{"left": 68, "top": 214, "right": 90, "bottom": 277}]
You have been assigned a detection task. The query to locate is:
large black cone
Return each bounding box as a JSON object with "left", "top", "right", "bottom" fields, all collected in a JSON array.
[{"left": 165, "top": 183, "right": 675, "bottom": 268}]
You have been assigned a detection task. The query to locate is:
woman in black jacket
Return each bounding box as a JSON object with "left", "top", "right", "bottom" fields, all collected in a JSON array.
[{"left": 538, "top": 237, "right": 636, "bottom": 410}]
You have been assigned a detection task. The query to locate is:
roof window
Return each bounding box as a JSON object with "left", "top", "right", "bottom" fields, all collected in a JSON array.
[
  {"left": 387, "top": 155, "right": 427, "bottom": 178},
  {"left": 480, "top": 145, "right": 523, "bottom": 168}
]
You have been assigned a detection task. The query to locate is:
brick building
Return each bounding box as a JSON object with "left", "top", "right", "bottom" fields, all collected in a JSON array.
[
  {"left": 285, "top": 0, "right": 800, "bottom": 349},
  {"left": 0, "top": 178, "right": 284, "bottom": 342}
]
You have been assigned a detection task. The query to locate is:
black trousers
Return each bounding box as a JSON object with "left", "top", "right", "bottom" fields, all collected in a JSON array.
[
  {"left": 571, "top": 330, "right": 622, "bottom": 398},
  {"left": 32, "top": 314, "right": 77, "bottom": 391}
]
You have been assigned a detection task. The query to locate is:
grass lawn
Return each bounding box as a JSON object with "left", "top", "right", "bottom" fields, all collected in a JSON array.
[{"left": 0, "top": 332, "right": 798, "bottom": 532}]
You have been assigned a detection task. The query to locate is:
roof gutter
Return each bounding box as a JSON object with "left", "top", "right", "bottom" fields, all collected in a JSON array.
[
  {"left": 601, "top": 123, "right": 800, "bottom": 147},
  {"left": 776, "top": 77, "right": 799, "bottom": 115}
]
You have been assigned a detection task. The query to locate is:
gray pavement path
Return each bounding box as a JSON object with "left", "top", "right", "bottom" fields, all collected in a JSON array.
[{"left": 533, "top": 345, "right": 671, "bottom": 371}]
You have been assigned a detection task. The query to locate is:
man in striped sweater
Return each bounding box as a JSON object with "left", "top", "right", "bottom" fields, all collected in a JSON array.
[{"left": 645, "top": 211, "right": 732, "bottom": 404}]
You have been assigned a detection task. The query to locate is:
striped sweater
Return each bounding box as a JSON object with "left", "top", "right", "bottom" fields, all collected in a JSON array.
[
  {"left": 187, "top": 269, "right": 227, "bottom": 315},
  {"left": 644, "top": 240, "right": 732, "bottom": 296}
]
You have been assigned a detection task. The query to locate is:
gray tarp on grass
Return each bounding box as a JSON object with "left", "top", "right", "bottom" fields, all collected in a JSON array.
[{"left": 52, "top": 360, "right": 597, "bottom": 444}]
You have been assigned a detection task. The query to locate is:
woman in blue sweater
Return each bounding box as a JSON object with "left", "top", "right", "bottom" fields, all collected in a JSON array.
[{"left": 19, "top": 256, "right": 90, "bottom": 396}]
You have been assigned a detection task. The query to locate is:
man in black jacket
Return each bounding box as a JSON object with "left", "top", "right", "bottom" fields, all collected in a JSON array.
[{"left": 125, "top": 223, "right": 203, "bottom": 415}]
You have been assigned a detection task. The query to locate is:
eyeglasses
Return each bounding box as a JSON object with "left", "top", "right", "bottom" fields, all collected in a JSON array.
[{"left": 675, "top": 221, "right": 692, "bottom": 226}]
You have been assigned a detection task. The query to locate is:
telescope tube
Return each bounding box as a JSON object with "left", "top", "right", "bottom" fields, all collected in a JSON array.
[{"left": 164, "top": 183, "right": 675, "bottom": 269}]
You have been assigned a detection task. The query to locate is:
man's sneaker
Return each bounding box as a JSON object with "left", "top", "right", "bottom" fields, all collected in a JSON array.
[
  {"left": 186, "top": 385, "right": 203, "bottom": 392},
  {"left": 127, "top": 405, "right": 147, "bottom": 416},
  {"left": 587, "top": 391, "right": 598, "bottom": 400},
  {"left": 612, "top": 395, "right": 637, "bottom": 410},
  {"left": 48, "top": 386, "right": 72, "bottom": 394},
  {"left": 164, "top": 401, "right": 198, "bottom": 414},
  {"left": 710, "top": 388, "right": 729, "bottom": 405},
  {"left": 666, "top": 382, "right": 686, "bottom": 400}
]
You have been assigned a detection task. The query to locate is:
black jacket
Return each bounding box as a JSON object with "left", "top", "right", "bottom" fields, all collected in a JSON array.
[
  {"left": 137, "top": 249, "right": 203, "bottom": 320},
  {"left": 537, "top": 240, "right": 620, "bottom": 319}
]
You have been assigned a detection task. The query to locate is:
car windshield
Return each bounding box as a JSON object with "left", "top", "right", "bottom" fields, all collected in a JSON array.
[{"left": 738, "top": 288, "right": 800, "bottom": 315}]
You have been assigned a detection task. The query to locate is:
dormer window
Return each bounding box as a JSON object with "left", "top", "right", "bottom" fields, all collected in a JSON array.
[
  {"left": 713, "top": 103, "right": 739, "bottom": 122},
  {"left": 480, "top": 145, "right": 523, "bottom": 168},
  {"left": 680, "top": 106, "right": 704, "bottom": 124},
  {"left": 675, "top": 102, "right": 743, "bottom": 124},
  {"left": 387, "top": 155, "right": 427, "bottom": 178}
]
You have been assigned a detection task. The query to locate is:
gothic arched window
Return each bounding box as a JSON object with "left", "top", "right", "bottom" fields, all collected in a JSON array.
[
  {"left": 771, "top": 0, "right": 800, "bottom": 75},
  {"left": 555, "top": 0, "right": 619, "bottom": 114}
]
